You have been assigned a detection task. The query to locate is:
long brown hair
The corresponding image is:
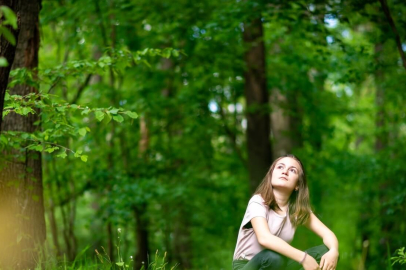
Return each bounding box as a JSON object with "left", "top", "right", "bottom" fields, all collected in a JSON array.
[{"left": 255, "top": 154, "right": 312, "bottom": 227}]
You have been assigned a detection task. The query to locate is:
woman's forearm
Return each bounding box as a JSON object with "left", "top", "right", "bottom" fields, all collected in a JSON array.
[{"left": 323, "top": 231, "right": 339, "bottom": 253}]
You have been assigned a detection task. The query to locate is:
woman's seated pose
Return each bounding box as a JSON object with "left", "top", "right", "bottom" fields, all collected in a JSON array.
[{"left": 233, "top": 155, "right": 339, "bottom": 270}]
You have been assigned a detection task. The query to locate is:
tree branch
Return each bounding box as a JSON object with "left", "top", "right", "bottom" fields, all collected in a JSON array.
[
  {"left": 71, "top": 74, "right": 92, "bottom": 104},
  {"left": 379, "top": 0, "right": 406, "bottom": 71}
]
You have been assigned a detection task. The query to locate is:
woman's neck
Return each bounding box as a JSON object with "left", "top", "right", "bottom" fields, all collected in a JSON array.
[{"left": 273, "top": 189, "right": 290, "bottom": 211}]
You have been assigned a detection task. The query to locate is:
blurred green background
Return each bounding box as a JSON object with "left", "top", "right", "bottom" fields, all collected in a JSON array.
[{"left": 1, "top": 0, "right": 406, "bottom": 269}]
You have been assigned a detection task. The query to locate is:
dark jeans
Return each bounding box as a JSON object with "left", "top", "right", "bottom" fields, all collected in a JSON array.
[{"left": 232, "top": 244, "right": 329, "bottom": 270}]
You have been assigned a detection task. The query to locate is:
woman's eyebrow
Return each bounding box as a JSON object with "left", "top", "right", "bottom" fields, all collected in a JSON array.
[{"left": 278, "top": 163, "right": 297, "bottom": 169}]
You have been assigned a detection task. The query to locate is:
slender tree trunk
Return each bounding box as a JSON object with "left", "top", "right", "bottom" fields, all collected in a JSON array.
[
  {"left": 378, "top": 0, "right": 406, "bottom": 71},
  {"left": 133, "top": 115, "right": 150, "bottom": 270},
  {"left": 133, "top": 203, "right": 150, "bottom": 270},
  {"left": 107, "top": 222, "right": 114, "bottom": 262},
  {"left": 45, "top": 161, "right": 62, "bottom": 257},
  {"left": 0, "top": 1, "right": 45, "bottom": 269},
  {"left": 48, "top": 198, "right": 62, "bottom": 257},
  {"left": 270, "top": 88, "right": 304, "bottom": 156},
  {"left": 242, "top": 15, "right": 272, "bottom": 192},
  {"left": 160, "top": 58, "right": 193, "bottom": 268},
  {"left": 308, "top": 72, "right": 327, "bottom": 151},
  {"left": 172, "top": 207, "right": 193, "bottom": 269},
  {"left": 358, "top": 42, "right": 387, "bottom": 269},
  {"left": 0, "top": 0, "right": 20, "bottom": 130}
]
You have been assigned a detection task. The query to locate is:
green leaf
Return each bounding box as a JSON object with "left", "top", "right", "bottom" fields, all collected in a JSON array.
[
  {"left": 162, "top": 48, "right": 171, "bottom": 58},
  {"left": 21, "top": 107, "right": 33, "bottom": 115},
  {"left": 33, "top": 145, "right": 43, "bottom": 151},
  {"left": 109, "top": 108, "right": 119, "bottom": 114},
  {"left": 0, "top": 6, "right": 17, "bottom": 29},
  {"left": 80, "top": 155, "right": 88, "bottom": 162},
  {"left": 116, "top": 262, "right": 124, "bottom": 267},
  {"left": 78, "top": 128, "right": 87, "bottom": 136},
  {"left": 124, "top": 111, "right": 138, "bottom": 119},
  {"left": 0, "top": 135, "right": 8, "bottom": 145},
  {"left": 0, "top": 26, "right": 16, "bottom": 45},
  {"left": 95, "top": 111, "right": 105, "bottom": 122},
  {"left": 142, "top": 59, "right": 151, "bottom": 68},
  {"left": 113, "top": 115, "right": 124, "bottom": 123},
  {"left": 57, "top": 151, "right": 67, "bottom": 159},
  {"left": 45, "top": 146, "right": 59, "bottom": 153},
  {"left": 56, "top": 106, "right": 65, "bottom": 112},
  {"left": 105, "top": 112, "right": 112, "bottom": 124},
  {"left": 172, "top": 50, "right": 179, "bottom": 57},
  {"left": 74, "top": 150, "right": 83, "bottom": 158},
  {"left": 0, "top": 57, "right": 8, "bottom": 67},
  {"left": 81, "top": 108, "right": 90, "bottom": 115}
]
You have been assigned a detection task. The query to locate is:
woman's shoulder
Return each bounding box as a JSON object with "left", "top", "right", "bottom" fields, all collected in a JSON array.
[{"left": 249, "top": 194, "right": 265, "bottom": 204}]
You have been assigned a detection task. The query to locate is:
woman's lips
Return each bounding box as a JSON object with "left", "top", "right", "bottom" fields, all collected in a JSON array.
[{"left": 279, "top": 176, "right": 288, "bottom": 181}]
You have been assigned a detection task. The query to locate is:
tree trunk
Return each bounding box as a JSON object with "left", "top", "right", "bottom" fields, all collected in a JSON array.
[
  {"left": 132, "top": 115, "right": 150, "bottom": 270},
  {"left": 242, "top": 15, "right": 272, "bottom": 192},
  {"left": 0, "top": 0, "right": 20, "bottom": 131},
  {"left": 133, "top": 203, "right": 149, "bottom": 270},
  {"left": 45, "top": 161, "right": 62, "bottom": 257},
  {"left": 172, "top": 208, "right": 193, "bottom": 269},
  {"left": 270, "top": 88, "right": 303, "bottom": 157},
  {"left": 0, "top": 1, "right": 45, "bottom": 269}
]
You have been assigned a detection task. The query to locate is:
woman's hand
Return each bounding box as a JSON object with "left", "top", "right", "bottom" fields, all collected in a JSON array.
[
  {"left": 302, "top": 254, "right": 320, "bottom": 270},
  {"left": 320, "top": 248, "right": 339, "bottom": 270}
]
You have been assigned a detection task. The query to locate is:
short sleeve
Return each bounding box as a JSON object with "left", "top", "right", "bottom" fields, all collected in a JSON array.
[{"left": 242, "top": 195, "right": 267, "bottom": 228}]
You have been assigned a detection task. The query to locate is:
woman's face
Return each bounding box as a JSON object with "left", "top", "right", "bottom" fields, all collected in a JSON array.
[{"left": 271, "top": 157, "right": 301, "bottom": 192}]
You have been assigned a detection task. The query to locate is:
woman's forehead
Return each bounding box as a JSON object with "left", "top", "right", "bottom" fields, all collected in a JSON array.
[{"left": 277, "top": 157, "right": 301, "bottom": 168}]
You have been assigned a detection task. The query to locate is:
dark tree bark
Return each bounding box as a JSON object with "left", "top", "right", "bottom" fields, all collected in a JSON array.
[
  {"left": 132, "top": 115, "right": 150, "bottom": 270},
  {"left": 378, "top": 0, "right": 406, "bottom": 71},
  {"left": 133, "top": 203, "right": 150, "bottom": 270},
  {"left": 0, "top": 0, "right": 20, "bottom": 131},
  {"left": 171, "top": 207, "right": 193, "bottom": 269},
  {"left": 0, "top": 1, "right": 45, "bottom": 269},
  {"left": 242, "top": 16, "right": 272, "bottom": 192},
  {"left": 307, "top": 71, "right": 327, "bottom": 151}
]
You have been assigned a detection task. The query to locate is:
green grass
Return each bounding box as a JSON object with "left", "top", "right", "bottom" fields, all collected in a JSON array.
[{"left": 33, "top": 228, "right": 177, "bottom": 270}]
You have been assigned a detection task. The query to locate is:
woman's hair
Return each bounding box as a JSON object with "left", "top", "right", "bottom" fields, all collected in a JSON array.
[{"left": 255, "top": 154, "right": 312, "bottom": 227}]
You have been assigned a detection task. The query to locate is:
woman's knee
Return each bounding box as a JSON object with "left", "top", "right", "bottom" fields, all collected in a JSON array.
[
  {"left": 318, "top": 244, "right": 329, "bottom": 256},
  {"left": 258, "top": 249, "right": 285, "bottom": 268}
]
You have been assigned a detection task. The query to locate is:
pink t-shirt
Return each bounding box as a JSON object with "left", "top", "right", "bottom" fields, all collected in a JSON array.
[{"left": 233, "top": 194, "right": 296, "bottom": 261}]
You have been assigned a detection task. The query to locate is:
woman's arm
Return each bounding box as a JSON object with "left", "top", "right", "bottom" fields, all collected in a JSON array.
[
  {"left": 305, "top": 212, "right": 339, "bottom": 270},
  {"left": 251, "top": 217, "right": 320, "bottom": 270}
]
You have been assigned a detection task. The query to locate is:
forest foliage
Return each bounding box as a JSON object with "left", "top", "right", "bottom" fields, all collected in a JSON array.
[{"left": 0, "top": 0, "right": 406, "bottom": 269}]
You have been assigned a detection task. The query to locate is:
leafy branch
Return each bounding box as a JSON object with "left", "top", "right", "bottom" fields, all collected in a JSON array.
[
  {"left": 1, "top": 91, "right": 139, "bottom": 161},
  {"left": 1, "top": 46, "right": 181, "bottom": 161},
  {"left": 391, "top": 247, "right": 406, "bottom": 266}
]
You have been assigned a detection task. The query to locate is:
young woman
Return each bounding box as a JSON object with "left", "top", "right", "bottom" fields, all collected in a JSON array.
[{"left": 233, "top": 155, "right": 339, "bottom": 270}]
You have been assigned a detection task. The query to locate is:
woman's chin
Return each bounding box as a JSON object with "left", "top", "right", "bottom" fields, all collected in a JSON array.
[{"left": 272, "top": 184, "right": 294, "bottom": 192}]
